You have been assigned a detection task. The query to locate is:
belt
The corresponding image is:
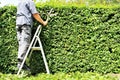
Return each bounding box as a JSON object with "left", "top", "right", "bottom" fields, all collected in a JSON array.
[{"left": 16, "top": 24, "right": 31, "bottom": 26}]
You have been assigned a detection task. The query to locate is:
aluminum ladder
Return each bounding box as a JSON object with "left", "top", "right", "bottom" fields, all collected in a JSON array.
[{"left": 17, "top": 25, "right": 50, "bottom": 75}]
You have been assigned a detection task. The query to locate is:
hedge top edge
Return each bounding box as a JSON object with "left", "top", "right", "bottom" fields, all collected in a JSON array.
[{"left": 1, "top": 2, "right": 120, "bottom": 9}]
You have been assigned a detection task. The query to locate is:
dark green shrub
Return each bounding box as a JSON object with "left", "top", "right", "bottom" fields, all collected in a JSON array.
[
  {"left": 0, "top": 6, "right": 120, "bottom": 74},
  {"left": 0, "top": 6, "right": 17, "bottom": 73}
]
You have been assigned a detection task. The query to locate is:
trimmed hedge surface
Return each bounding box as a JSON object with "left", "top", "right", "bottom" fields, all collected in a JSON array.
[
  {"left": 0, "top": 72, "right": 117, "bottom": 80},
  {"left": 0, "top": 6, "right": 120, "bottom": 74}
]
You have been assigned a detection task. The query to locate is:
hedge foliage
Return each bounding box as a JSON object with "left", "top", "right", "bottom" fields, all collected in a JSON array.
[
  {"left": 1, "top": 6, "right": 120, "bottom": 74},
  {"left": 0, "top": 72, "right": 117, "bottom": 80}
]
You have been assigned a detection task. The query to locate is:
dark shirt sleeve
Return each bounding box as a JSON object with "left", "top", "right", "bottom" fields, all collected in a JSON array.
[{"left": 28, "top": 0, "right": 38, "bottom": 14}]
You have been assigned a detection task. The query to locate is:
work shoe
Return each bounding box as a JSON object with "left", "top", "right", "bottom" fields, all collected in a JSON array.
[
  {"left": 22, "top": 63, "right": 31, "bottom": 71},
  {"left": 17, "top": 62, "right": 30, "bottom": 71}
]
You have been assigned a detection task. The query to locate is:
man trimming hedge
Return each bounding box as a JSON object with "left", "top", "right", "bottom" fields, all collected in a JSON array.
[{"left": 16, "top": 0, "right": 48, "bottom": 70}]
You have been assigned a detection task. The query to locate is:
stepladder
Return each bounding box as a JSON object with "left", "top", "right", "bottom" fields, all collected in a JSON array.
[{"left": 17, "top": 25, "right": 50, "bottom": 75}]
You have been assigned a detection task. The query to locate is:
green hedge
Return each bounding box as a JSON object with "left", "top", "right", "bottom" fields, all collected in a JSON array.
[
  {"left": 0, "top": 6, "right": 17, "bottom": 73},
  {"left": 1, "top": 6, "right": 120, "bottom": 74},
  {"left": 0, "top": 72, "right": 117, "bottom": 80}
]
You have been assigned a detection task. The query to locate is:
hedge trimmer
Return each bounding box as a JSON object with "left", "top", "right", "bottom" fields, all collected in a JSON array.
[{"left": 46, "top": 8, "right": 58, "bottom": 22}]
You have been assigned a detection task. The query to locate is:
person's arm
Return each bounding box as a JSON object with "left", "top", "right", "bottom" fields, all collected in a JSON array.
[
  {"left": 27, "top": 0, "right": 48, "bottom": 26},
  {"left": 33, "top": 13, "right": 48, "bottom": 26}
]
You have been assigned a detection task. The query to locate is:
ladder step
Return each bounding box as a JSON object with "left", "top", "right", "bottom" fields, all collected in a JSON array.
[{"left": 31, "top": 47, "right": 41, "bottom": 50}]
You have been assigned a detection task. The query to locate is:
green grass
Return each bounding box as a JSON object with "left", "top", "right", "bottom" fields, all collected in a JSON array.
[{"left": 0, "top": 72, "right": 118, "bottom": 80}]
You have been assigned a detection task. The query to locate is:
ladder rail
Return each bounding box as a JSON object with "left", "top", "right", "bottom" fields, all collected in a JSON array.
[
  {"left": 37, "top": 36, "right": 50, "bottom": 74},
  {"left": 28, "top": 26, "right": 42, "bottom": 59}
]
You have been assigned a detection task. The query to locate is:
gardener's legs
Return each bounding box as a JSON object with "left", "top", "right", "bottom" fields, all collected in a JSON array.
[{"left": 16, "top": 25, "right": 31, "bottom": 69}]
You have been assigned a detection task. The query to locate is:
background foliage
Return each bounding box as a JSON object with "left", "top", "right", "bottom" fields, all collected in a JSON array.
[
  {"left": 1, "top": 5, "right": 120, "bottom": 75},
  {"left": 36, "top": 0, "right": 120, "bottom": 7}
]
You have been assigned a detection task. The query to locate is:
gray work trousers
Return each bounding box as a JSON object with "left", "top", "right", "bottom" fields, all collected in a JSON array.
[{"left": 16, "top": 25, "right": 31, "bottom": 61}]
